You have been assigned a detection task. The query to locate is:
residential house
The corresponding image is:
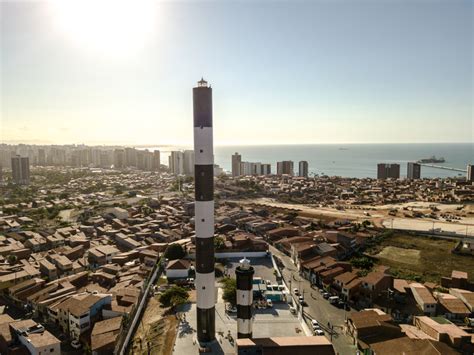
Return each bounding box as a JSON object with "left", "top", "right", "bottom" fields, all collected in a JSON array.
[{"left": 410, "top": 283, "right": 437, "bottom": 316}]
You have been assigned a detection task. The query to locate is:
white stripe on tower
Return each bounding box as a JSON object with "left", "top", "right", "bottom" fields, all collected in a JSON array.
[{"left": 193, "top": 78, "right": 215, "bottom": 343}]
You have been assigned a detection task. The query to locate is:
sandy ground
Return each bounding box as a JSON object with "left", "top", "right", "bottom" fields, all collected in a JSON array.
[
  {"left": 375, "top": 246, "right": 420, "bottom": 265},
  {"left": 131, "top": 297, "right": 178, "bottom": 355},
  {"left": 233, "top": 198, "right": 474, "bottom": 237}
]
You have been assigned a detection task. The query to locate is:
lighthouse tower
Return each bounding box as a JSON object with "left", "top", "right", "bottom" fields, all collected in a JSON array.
[
  {"left": 236, "top": 257, "right": 254, "bottom": 338},
  {"left": 193, "top": 78, "right": 216, "bottom": 343}
]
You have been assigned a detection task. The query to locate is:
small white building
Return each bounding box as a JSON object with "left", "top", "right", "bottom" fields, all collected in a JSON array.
[
  {"left": 10, "top": 319, "right": 61, "bottom": 355},
  {"left": 166, "top": 259, "right": 191, "bottom": 279}
]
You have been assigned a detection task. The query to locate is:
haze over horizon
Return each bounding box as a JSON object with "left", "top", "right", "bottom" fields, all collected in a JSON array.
[{"left": 1, "top": 0, "right": 472, "bottom": 146}]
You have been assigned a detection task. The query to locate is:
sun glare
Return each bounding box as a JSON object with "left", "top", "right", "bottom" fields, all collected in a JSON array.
[{"left": 50, "top": 0, "right": 157, "bottom": 56}]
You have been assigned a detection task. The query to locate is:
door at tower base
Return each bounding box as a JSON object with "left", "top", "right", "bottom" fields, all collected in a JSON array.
[{"left": 196, "top": 307, "right": 216, "bottom": 342}]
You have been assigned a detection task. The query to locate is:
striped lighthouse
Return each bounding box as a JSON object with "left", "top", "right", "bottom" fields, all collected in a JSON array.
[
  {"left": 236, "top": 257, "right": 254, "bottom": 338},
  {"left": 193, "top": 78, "right": 216, "bottom": 343}
]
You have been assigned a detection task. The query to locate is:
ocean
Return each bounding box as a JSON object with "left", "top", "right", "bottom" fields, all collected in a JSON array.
[{"left": 142, "top": 143, "right": 473, "bottom": 179}]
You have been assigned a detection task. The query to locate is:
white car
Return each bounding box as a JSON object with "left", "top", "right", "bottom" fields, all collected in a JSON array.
[
  {"left": 311, "top": 319, "right": 319, "bottom": 328},
  {"left": 314, "top": 329, "right": 324, "bottom": 336},
  {"left": 226, "top": 303, "right": 237, "bottom": 313},
  {"left": 266, "top": 299, "right": 273, "bottom": 308},
  {"left": 293, "top": 288, "right": 299, "bottom": 296},
  {"left": 289, "top": 306, "right": 296, "bottom": 314},
  {"left": 71, "top": 340, "right": 82, "bottom": 349}
]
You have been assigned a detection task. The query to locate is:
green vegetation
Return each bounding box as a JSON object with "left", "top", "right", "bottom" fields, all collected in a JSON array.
[
  {"left": 369, "top": 232, "right": 474, "bottom": 283},
  {"left": 235, "top": 180, "right": 263, "bottom": 194},
  {"left": 159, "top": 286, "right": 189, "bottom": 308},
  {"left": 221, "top": 277, "right": 237, "bottom": 306},
  {"left": 6, "top": 255, "right": 17, "bottom": 265},
  {"left": 165, "top": 244, "right": 185, "bottom": 260},
  {"left": 214, "top": 236, "right": 225, "bottom": 250},
  {"left": 350, "top": 256, "right": 374, "bottom": 270}
]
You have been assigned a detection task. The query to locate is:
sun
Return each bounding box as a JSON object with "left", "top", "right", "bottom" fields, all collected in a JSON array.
[{"left": 49, "top": 0, "right": 157, "bottom": 56}]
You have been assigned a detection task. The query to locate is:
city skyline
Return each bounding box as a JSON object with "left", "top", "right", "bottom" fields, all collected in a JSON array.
[{"left": 1, "top": 0, "right": 472, "bottom": 146}]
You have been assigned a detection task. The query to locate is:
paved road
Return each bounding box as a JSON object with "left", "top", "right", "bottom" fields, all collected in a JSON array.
[{"left": 269, "top": 245, "right": 358, "bottom": 355}]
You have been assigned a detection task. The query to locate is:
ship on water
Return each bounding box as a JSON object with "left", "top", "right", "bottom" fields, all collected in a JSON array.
[{"left": 417, "top": 156, "right": 446, "bottom": 163}]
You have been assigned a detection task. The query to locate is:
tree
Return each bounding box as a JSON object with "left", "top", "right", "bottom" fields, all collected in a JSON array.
[
  {"left": 214, "top": 236, "right": 225, "bottom": 250},
  {"left": 7, "top": 254, "right": 17, "bottom": 265},
  {"left": 159, "top": 286, "right": 189, "bottom": 307},
  {"left": 350, "top": 256, "right": 374, "bottom": 270},
  {"left": 165, "top": 244, "right": 185, "bottom": 260},
  {"left": 221, "top": 277, "right": 237, "bottom": 306}
]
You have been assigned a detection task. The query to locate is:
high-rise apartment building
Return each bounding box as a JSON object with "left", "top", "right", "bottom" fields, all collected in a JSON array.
[
  {"left": 114, "top": 149, "right": 125, "bottom": 169},
  {"left": 407, "top": 162, "right": 421, "bottom": 179},
  {"left": 125, "top": 148, "right": 137, "bottom": 167},
  {"left": 467, "top": 164, "right": 473, "bottom": 182},
  {"left": 169, "top": 151, "right": 184, "bottom": 175},
  {"left": 232, "top": 152, "right": 242, "bottom": 177},
  {"left": 377, "top": 163, "right": 400, "bottom": 179},
  {"left": 38, "top": 149, "right": 46, "bottom": 166},
  {"left": 261, "top": 163, "right": 271, "bottom": 175},
  {"left": 183, "top": 150, "right": 195, "bottom": 176},
  {"left": 11, "top": 155, "right": 30, "bottom": 185},
  {"left": 277, "top": 161, "right": 294, "bottom": 176},
  {"left": 153, "top": 150, "right": 161, "bottom": 172},
  {"left": 298, "top": 161, "right": 309, "bottom": 178}
]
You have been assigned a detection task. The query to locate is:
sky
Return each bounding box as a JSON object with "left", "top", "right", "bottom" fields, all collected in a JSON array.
[{"left": 0, "top": 0, "right": 472, "bottom": 146}]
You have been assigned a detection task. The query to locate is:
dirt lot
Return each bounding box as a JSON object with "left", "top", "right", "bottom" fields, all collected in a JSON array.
[
  {"left": 131, "top": 297, "right": 178, "bottom": 355},
  {"left": 370, "top": 233, "right": 474, "bottom": 282},
  {"left": 375, "top": 246, "right": 420, "bottom": 265}
]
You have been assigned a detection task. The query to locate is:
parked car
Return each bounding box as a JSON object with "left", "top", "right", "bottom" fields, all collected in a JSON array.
[
  {"left": 226, "top": 303, "right": 237, "bottom": 313},
  {"left": 289, "top": 306, "right": 296, "bottom": 314},
  {"left": 329, "top": 296, "right": 339, "bottom": 305},
  {"left": 314, "top": 329, "right": 324, "bottom": 336},
  {"left": 311, "top": 319, "right": 319, "bottom": 328},
  {"left": 322, "top": 292, "right": 330, "bottom": 299},
  {"left": 266, "top": 299, "right": 273, "bottom": 308},
  {"left": 71, "top": 340, "right": 82, "bottom": 349},
  {"left": 293, "top": 288, "right": 299, "bottom": 296}
]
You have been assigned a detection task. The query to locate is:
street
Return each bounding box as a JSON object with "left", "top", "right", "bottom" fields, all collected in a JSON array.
[{"left": 269, "top": 245, "right": 358, "bottom": 355}]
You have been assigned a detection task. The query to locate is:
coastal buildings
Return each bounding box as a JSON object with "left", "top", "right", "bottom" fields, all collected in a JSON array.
[
  {"left": 169, "top": 151, "right": 184, "bottom": 175},
  {"left": 407, "top": 162, "right": 421, "bottom": 179},
  {"left": 233, "top": 153, "right": 271, "bottom": 176},
  {"left": 232, "top": 152, "right": 242, "bottom": 177},
  {"left": 11, "top": 155, "right": 30, "bottom": 185},
  {"left": 377, "top": 163, "right": 400, "bottom": 179},
  {"left": 113, "top": 149, "right": 125, "bottom": 169},
  {"left": 299, "top": 160, "right": 309, "bottom": 178},
  {"left": 193, "top": 78, "right": 216, "bottom": 342},
  {"left": 183, "top": 150, "right": 195, "bottom": 176},
  {"left": 277, "top": 160, "right": 294, "bottom": 176}
]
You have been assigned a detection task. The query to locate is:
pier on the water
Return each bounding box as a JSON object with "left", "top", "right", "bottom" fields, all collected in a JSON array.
[{"left": 418, "top": 163, "right": 466, "bottom": 172}]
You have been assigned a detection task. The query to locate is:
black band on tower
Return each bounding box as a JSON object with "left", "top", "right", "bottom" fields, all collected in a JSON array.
[
  {"left": 193, "top": 88, "right": 213, "bottom": 127},
  {"left": 195, "top": 165, "right": 214, "bottom": 201},
  {"left": 195, "top": 238, "right": 214, "bottom": 274}
]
